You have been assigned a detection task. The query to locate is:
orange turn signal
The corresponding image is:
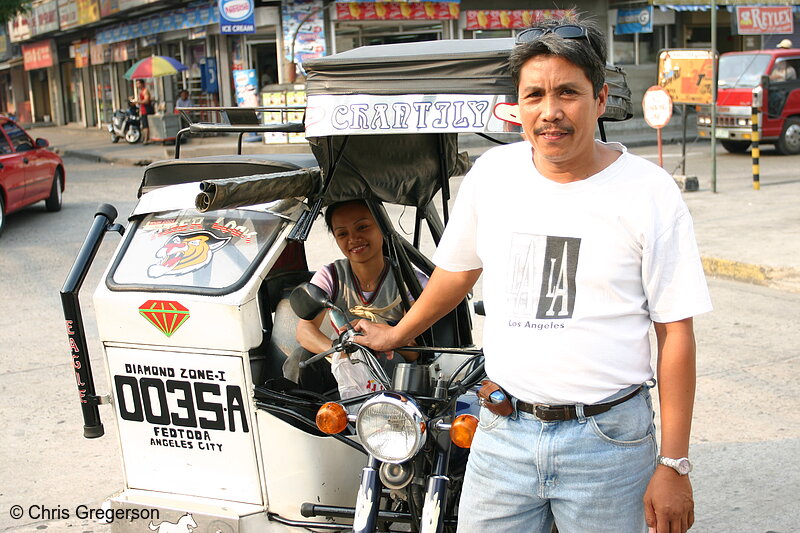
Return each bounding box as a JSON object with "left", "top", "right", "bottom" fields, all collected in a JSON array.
[
  {"left": 316, "top": 402, "right": 349, "bottom": 434},
  {"left": 450, "top": 414, "right": 479, "bottom": 448}
]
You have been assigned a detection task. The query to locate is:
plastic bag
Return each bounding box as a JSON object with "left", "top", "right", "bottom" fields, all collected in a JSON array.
[{"left": 331, "top": 350, "right": 385, "bottom": 401}]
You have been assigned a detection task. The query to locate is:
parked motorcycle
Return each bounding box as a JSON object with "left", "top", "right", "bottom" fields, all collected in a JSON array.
[{"left": 108, "top": 101, "right": 141, "bottom": 144}]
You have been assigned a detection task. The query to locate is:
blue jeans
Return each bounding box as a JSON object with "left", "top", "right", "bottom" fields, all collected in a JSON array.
[{"left": 457, "top": 386, "right": 657, "bottom": 533}]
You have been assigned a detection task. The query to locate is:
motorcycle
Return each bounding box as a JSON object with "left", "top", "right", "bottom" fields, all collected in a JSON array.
[
  {"left": 61, "top": 37, "right": 632, "bottom": 533},
  {"left": 108, "top": 101, "right": 141, "bottom": 144},
  {"left": 282, "top": 281, "right": 484, "bottom": 533}
]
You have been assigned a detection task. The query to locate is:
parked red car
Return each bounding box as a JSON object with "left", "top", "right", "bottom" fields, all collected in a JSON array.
[{"left": 0, "top": 116, "right": 65, "bottom": 237}]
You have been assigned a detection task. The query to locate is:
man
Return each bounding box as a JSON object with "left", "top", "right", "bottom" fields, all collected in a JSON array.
[
  {"left": 131, "top": 79, "right": 152, "bottom": 144},
  {"left": 175, "top": 89, "right": 193, "bottom": 129},
  {"left": 355, "top": 16, "right": 711, "bottom": 533}
]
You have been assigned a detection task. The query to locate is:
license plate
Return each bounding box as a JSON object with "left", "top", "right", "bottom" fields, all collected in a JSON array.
[{"left": 714, "top": 128, "right": 730, "bottom": 139}]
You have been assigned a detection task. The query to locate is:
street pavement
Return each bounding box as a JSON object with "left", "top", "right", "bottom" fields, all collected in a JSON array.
[
  {"left": 27, "top": 122, "right": 800, "bottom": 294},
  {"left": 3, "top": 127, "right": 798, "bottom": 532}
]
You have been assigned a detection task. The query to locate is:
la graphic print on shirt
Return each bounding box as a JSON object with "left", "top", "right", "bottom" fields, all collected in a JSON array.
[{"left": 507, "top": 234, "right": 581, "bottom": 327}]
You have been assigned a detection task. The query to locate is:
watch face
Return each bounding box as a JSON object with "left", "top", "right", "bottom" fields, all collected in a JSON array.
[{"left": 676, "top": 458, "right": 692, "bottom": 475}]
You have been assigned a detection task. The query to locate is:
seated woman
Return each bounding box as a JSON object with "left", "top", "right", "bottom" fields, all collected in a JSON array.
[{"left": 293, "top": 199, "right": 427, "bottom": 393}]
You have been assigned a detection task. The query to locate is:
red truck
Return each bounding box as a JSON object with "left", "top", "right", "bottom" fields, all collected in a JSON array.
[{"left": 697, "top": 48, "right": 800, "bottom": 154}]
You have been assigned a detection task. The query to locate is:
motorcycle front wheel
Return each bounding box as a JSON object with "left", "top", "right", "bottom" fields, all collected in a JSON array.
[{"left": 125, "top": 126, "right": 141, "bottom": 144}]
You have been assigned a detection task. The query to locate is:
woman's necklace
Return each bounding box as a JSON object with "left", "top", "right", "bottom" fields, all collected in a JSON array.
[{"left": 360, "top": 277, "right": 378, "bottom": 291}]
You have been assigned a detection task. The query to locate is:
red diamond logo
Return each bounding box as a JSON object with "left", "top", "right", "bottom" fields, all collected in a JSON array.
[{"left": 139, "top": 300, "right": 190, "bottom": 337}]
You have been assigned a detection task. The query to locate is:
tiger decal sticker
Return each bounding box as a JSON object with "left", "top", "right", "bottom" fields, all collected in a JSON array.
[{"left": 147, "top": 231, "right": 230, "bottom": 278}]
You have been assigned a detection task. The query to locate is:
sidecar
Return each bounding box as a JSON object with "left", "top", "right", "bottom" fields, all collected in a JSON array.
[{"left": 62, "top": 38, "right": 632, "bottom": 533}]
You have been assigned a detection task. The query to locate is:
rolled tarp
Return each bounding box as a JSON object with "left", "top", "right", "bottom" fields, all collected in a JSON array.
[{"left": 195, "top": 167, "right": 322, "bottom": 212}]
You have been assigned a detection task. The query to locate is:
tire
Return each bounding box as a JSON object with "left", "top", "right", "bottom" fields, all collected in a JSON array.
[
  {"left": 45, "top": 168, "right": 63, "bottom": 212},
  {"left": 125, "top": 125, "right": 141, "bottom": 144},
  {"left": 775, "top": 117, "right": 800, "bottom": 155},
  {"left": 720, "top": 140, "right": 750, "bottom": 154},
  {"left": 0, "top": 194, "right": 5, "bottom": 238},
  {"left": 111, "top": 133, "right": 119, "bottom": 143}
]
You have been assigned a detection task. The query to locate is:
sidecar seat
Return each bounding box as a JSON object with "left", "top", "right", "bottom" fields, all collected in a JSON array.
[{"left": 250, "top": 270, "right": 313, "bottom": 384}]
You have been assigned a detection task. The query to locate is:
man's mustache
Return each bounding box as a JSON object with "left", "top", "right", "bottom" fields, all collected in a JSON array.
[{"left": 534, "top": 124, "right": 574, "bottom": 135}]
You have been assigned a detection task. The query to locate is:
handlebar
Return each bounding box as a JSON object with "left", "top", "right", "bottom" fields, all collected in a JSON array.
[{"left": 60, "top": 204, "right": 123, "bottom": 439}]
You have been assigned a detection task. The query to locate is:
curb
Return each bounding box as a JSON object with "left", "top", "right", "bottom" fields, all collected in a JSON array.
[
  {"left": 701, "top": 256, "right": 800, "bottom": 293},
  {"left": 57, "top": 148, "right": 153, "bottom": 167}
]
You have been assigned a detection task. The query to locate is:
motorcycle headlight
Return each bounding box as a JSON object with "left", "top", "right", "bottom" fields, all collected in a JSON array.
[{"left": 356, "top": 393, "right": 426, "bottom": 464}]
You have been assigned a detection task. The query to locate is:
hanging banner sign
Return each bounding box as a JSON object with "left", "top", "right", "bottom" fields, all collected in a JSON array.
[
  {"left": 657, "top": 49, "right": 714, "bottom": 105},
  {"left": 22, "top": 40, "right": 56, "bottom": 70},
  {"left": 90, "top": 41, "right": 111, "bottom": 64},
  {"left": 30, "top": 0, "right": 60, "bottom": 36},
  {"left": 0, "top": 27, "right": 10, "bottom": 61},
  {"left": 219, "top": 0, "right": 255, "bottom": 34},
  {"left": 736, "top": 6, "right": 793, "bottom": 35},
  {"left": 305, "top": 93, "right": 521, "bottom": 137},
  {"left": 282, "top": 0, "right": 326, "bottom": 63},
  {"left": 337, "top": 2, "right": 459, "bottom": 20},
  {"left": 8, "top": 13, "right": 32, "bottom": 43},
  {"left": 615, "top": 6, "right": 653, "bottom": 35},
  {"left": 112, "top": 41, "right": 136, "bottom": 62},
  {"left": 464, "top": 9, "right": 574, "bottom": 30},
  {"left": 77, "top": 0, "right": 101, "bottom": 25},
  {"left": 58, "top": 0, "right": 80, "bottom": 30},
  {"left": 74, "top": 40, "right": 90, "bottom": 68}
]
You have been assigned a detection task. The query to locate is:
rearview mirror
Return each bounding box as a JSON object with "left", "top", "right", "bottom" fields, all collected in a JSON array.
[
  {"left": 290, "top": 282, "right": 331, "bottom": 320},
  {"left": 35, "top": 138, "right": 49, "bottom": 148}
]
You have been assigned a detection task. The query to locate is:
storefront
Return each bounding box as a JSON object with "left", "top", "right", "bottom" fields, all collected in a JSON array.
[
  {"left": 95, "top": 1, "right": 221, "bottom": 118},
  {"left": 22, "top": 39, "right": 57, "bottom": 123}
]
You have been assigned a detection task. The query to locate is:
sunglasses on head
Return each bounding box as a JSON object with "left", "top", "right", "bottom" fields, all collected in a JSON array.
[{"left": 515, "top": 24, "right": 589, "bottom": 45}]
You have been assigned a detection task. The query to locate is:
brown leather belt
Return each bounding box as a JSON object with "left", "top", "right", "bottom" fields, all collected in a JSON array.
[{"left": 516, "top": 387, "right": 642, "bottom": 422}]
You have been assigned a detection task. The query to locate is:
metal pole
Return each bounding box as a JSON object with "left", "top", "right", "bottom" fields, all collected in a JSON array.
[
  {"left": 711, "top": 0, "right": 718, "bottom": 192},
  {"left": 751, "top": 86, "right": 762, "bottom": 190},
  {"left": 60, "top": 204, "right": 121, "bottom": 438},
  {"left": 681, "top": 103, "right": 687, "bottom": 175}
]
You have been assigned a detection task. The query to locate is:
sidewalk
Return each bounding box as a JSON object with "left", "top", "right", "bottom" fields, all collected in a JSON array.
[{"left": 28, "top": 123, "right": 800, "bottom": 293}]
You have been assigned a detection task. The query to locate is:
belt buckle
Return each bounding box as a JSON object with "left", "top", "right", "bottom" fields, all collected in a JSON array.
[
  {"left": 533, "top": 403, "right": 569, "bottom": 421},
  {"left": 533, "top": 403, "right": 556, "bottom": 421}
]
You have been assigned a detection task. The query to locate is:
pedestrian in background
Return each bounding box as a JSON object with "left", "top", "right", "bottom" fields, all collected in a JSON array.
[
  {"left": 175, "top": 89, "right": 193, "bottom": 110},
  {"left": 130, "top": 79, "right": 153, "bottom": 144},
  {"left": 175, "top": 89, "right": 193, "bottom": 129},
  {"left": 355, "top": 14, "right": 711, "bottom": 533}
]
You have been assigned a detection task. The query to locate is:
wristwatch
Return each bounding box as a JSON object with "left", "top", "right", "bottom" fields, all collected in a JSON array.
[{"left": 657, "top": 455, "right": 693, "bottom": 475}]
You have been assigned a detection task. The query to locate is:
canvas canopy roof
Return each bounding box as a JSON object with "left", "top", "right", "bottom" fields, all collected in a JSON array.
[
  {"left": 303, "top": 38, "right": 632, "bottom": 138},
  {"left": 304, "top": 38, "right": 517, "bottom": 96}
]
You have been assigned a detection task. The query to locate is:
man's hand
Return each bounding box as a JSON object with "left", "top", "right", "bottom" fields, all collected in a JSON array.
[
  {"left": 353, "top": 320, "right": 401, "bottom": 352},
  {"left": 644, "top": 467, "right": 694, "bottom": 533}
]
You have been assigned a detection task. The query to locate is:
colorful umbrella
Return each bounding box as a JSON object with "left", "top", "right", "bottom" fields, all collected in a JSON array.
[{"left": 124, "top": 56, "right": 188, "bottom": 80}]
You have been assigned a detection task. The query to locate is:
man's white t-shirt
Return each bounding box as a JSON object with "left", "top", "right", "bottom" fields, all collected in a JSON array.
[{"left": 433, "top": 141, "right": 712, "bottom": 405}]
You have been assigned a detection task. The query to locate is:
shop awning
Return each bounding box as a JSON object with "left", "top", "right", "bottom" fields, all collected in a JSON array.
[
  {"left": 653, "top": 0, "right": 800, "bottom": 9},
  {"left": 96, "top": 3, "right": 219, "bottom": 45}
]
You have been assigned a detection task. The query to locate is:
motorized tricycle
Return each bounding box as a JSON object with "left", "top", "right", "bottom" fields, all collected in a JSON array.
[{"left": 62, "top": 38, "right": 632, "bottom": 533}]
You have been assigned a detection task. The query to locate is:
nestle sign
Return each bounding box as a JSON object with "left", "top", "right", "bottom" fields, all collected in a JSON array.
[
  {"left": 219, "top": 0, "right": 255, "bottom": 34},
  {"left": 736, "top": 6, "right": 794, "bottom": 35}
]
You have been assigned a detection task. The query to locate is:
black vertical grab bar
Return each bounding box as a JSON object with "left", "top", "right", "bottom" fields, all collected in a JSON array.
[{"left": 60, "top": 204, "right": 123, "bottom": 439}]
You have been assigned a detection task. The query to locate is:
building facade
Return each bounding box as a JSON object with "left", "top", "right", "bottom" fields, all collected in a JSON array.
[{"left": 3, "top": 0, "right": 798, "bottom": 129}]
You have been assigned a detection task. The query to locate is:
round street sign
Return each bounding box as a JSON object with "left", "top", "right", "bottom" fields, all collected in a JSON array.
[{"left": 643, "top": 86, "right": 673, "bottom": 129}]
